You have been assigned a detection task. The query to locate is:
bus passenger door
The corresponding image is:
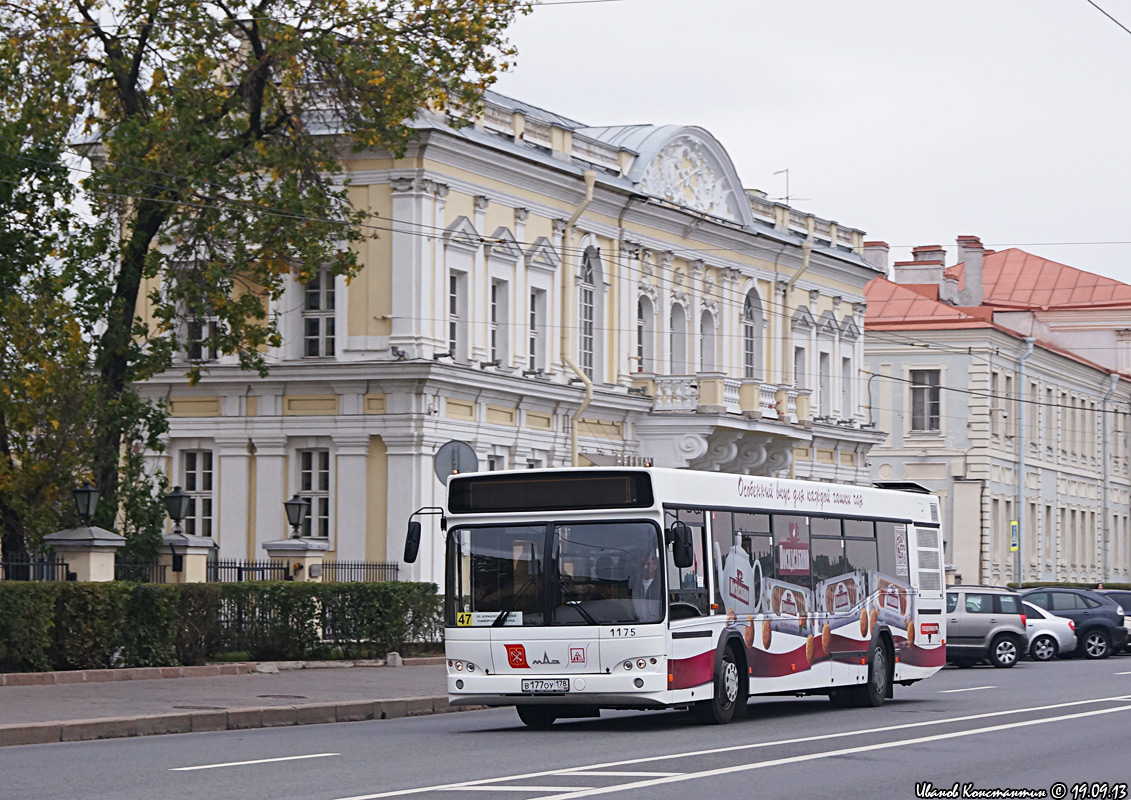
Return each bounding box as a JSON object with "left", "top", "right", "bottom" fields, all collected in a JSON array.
[{"left": 664, "top": 507, "right": 709, "bottom": 620}]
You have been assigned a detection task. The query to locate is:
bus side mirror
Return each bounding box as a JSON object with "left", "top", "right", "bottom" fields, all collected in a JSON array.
[
  {"left": 404, "top": 520, "right": 422, "bottom": 563},
  {"left": 669, "top": 521, "right": 693, "bottom": 569}
]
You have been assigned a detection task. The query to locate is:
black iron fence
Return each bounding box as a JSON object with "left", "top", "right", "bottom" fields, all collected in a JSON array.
[
  {"left": 114, "top": 561, "right": 168, "bottom": 583},
  {"left": 320, "top": 561, "right": 399, "bottom": 582},
  {"left": 207, "top": 559, "right": 292, "bottom": 582},
  {"left": 0, "top": 555, "right": 70, "bottom": 581}
]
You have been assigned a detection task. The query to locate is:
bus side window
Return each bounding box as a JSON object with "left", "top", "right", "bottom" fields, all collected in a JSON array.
[
  {"left": 771, "top": 515, "right": 812, "bottom": 591},
  {"left": 844, "top": 520, "right": 878, "bottom": 574},
  {"left": 876, "top": 521, "right": 908, "bottom": 579}
]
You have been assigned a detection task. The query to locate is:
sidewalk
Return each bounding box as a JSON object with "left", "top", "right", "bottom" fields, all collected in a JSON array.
[{"left": 0, "top": 662, "right": 466, "bottom": 747}]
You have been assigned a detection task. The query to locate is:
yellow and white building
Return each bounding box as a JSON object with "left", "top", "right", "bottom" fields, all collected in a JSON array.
[{"left": 141, "top": 93, "right": 886, "bottom": 582}]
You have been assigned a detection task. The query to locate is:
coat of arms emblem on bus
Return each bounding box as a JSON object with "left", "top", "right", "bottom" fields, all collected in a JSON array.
[{"left": 504, "top": 644, "right": 529, "bottom": 669}]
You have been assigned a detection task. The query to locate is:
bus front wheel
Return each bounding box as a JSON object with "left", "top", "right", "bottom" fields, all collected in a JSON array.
[
  {"left": 516, "top": 705, "right": 558, "bottom": 728},
  {"left": 691, "top": 646, "right": 743, "bottom": 725}
]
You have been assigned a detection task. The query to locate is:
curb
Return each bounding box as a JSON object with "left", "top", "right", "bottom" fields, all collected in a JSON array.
[
  {"left": 0, "top": 657, "right": 446, "bottom": 686},
  {"left": 0, "top": 695, "right": 484, "bottom": 748}
]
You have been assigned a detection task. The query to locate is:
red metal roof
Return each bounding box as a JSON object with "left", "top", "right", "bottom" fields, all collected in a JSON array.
[
  {"left": 948, "top": 248, "right": 1131, "bottom": 310},
  {"left": 864, "top": 277, "right": 992, "bottom": 330}
]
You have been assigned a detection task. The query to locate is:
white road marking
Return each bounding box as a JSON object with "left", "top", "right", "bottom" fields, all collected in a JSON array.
[
  {"left": 939, "top": 686, "right": 995, "bottom": 693},
  {"left": 170, "top": 753, "right": 339, "bottom": 771},
  {"left": 559, "top": 772, "right": 684, "bottom": 778},
  {"left": 329, "top": 694, "right": 1131, "bottom": 800},
  {"left": 1115, "top": 671, "right": 1131, "bottom": 675},
  {"left": 441, "top": 788, "right": 592, "bottom": 793},
  {"left": 535, "top": 703, "right": 1131, "bottom": 800}
]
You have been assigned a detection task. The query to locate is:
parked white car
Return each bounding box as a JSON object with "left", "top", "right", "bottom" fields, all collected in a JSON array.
[{"left": 1022, "top": 601, "right": 1076, "bottom": 661}]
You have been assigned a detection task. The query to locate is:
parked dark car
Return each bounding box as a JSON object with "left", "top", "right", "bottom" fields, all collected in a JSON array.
[
  {"left": 1094, "top": 590, "right": 1131, "bottom": 653},
  {"left": 1020, "top": 588, "right": 1128, "bottom": 659},
  {"left": 945, "top": 585, "right": 1028, "bottom": 668}
]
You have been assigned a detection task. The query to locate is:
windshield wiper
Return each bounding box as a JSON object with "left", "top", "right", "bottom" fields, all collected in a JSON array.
[
  {"left": 558, "top": 582, "right": 601, "bottom": 625},
  {"left": 492, "top": 575, "right": 537, "bottom": 627}
]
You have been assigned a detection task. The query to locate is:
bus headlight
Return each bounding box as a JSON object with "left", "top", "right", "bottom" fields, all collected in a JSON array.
[
  {"left": 636, "top": 658, "right": 647, "bottom": 670},
  {"left": 454, "top": 661, "right": 464, "bottom": 671},
  {"left": 623, "top": 660, "right": 633, "bottom": 671},
  {"left": 466, "top": 662, "right": 476, "bottom": 672}
]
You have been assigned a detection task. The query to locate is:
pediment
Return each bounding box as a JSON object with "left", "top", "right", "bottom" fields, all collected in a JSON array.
[
  {"left": 632, "top": 128, "right": 753, "bottom": 227},
  {"left": 443, "top": 216, "right": 481, "bottom": 252},
  {"left": 486, "top": 227, "right": 523, "bottom": 262},
  {"left": 525, "top": 236, "right": 561, "bottom": 273},
  {"left": 841, "top": 315, "right": 861, "bottom": 341},
  {"left": 792, "top": 306, "right": 816, "bottom": 330},
  {"left": 818, "top": 310, "right": 840, "bottom": 338}
]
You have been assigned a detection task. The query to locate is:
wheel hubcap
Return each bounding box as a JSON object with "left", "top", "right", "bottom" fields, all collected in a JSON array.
[
  {"left": 872, "top": 648, "right": 886, "bottom": 694},
  {"left": 722, "top": 660, "right": 739, "bottom": 705},
  {"left": 1034, "top": 639, "right": 1053, "bottom": 659},
  {"left": 996, "top": 640, "right": 1017, "bottom": 665},
  {"left": 1086, "top": 634, "right": 1107, "bottom": 657}
]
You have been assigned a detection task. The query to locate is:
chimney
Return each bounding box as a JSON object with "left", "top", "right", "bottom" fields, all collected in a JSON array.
[
  {"left": 892, "top": 244, "right": 946, "bottom": 286},
  {"left": 862, "top": 241, "right": 889, "bottom": 274},
  {"left": 955, "top": 235, "right": 984, "bottom": 306}
]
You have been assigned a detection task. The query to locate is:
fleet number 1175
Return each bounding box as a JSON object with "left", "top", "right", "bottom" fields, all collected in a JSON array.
[{"left": 609, "top": 627, "right": 636, "bottom": 637}]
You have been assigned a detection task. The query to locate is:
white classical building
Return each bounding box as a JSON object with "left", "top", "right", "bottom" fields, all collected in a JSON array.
[
  {"left": 864, "top": 239, "right": 1131, "bottom": 585},
  {"left": 142, "top": 93, "right": 885, "bottom": 583}
]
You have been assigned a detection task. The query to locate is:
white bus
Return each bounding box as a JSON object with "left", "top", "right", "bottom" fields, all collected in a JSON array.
[{"left": 404, "top": 467, "right": 946, "bottom": 727}]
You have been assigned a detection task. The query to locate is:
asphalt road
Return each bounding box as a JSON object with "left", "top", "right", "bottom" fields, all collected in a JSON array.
[{"left": 4, "top": 655, "right": 1130, "bottom": 800}]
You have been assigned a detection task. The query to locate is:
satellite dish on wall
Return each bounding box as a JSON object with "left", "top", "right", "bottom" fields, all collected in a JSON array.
[{"left": 434, "top": 440, "right": 479, "bottom": 486}]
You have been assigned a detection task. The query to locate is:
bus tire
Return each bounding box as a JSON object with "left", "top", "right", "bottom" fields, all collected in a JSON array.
[
  {"left": 840, "top": 638, "right": 891, "bottom": 708},
  {"left": 691, "top": 645, "right": 741, "bottom": 725},
  {"left": 516, "top": 705, "right": 558, "bottom": 728}
]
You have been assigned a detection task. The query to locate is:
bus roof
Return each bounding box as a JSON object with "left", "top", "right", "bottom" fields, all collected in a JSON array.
[{"left": 445, "top": 467, "right": 940, "bottom": 525}]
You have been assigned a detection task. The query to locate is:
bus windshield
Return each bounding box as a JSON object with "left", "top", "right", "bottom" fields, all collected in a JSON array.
[{"left": 447, "top": 521, "right": 664, "bottom": 626}]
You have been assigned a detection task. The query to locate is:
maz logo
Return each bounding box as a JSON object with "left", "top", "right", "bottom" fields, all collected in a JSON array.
[{"left": 532, "top": 651, "right": 560, "bottom": 665}]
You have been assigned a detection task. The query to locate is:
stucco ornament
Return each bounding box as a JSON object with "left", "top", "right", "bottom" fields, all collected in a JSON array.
[{"left": 639, "top": 136, "right": 741, "bottom": 222}]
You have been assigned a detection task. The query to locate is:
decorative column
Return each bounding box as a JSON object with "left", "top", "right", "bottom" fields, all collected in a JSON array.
[
  {"left": 389, "top": 176, "right": 429, "bottom": 353},
  {"left": 42, "top": 526, "right": 124, "bottom": 582},
  {"left": 334, "top": 435, "right": 370, "bottom": 561},
  {"left": 252, "top": 436, "right": 288, "bottom": 560},
  {"left": 215, "top": 436, "right": 251, "bottom": 560}
]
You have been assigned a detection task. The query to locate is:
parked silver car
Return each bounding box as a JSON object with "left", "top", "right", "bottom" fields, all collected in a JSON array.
[
  {"left": 946, "top": 585, "right": 1028, "bottom": 668},
  {"left": 1022, "top": 600, "right": 1076, "bottom": 661}
]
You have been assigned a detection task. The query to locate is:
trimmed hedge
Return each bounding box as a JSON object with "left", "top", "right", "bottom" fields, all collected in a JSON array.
[{"left": 0, "top": 580, "right": 441, "bottom": 672}]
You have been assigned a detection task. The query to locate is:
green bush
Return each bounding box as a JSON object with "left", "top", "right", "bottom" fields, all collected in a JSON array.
[
  {"left": 120, "top": 584, "right": 180, "bottom": 667},
  {"left": 176, "top": 583, "right": 222, "bottom": 666},
  {"left": 0, "top": 582, "right": 59, "bottom": 671},
  {"left": 0, "top": 579, "right": 442, "bottom": 672},
  {"left": 53, "top": 582, "right": 131, "bottom": 669}
]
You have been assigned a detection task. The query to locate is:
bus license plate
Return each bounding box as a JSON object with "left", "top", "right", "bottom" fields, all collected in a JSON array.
[{"left": 522, "top": 679, "right": 570, "bottom": 693}]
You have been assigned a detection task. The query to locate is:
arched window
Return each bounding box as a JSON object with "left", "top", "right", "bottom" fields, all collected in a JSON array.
[
  {"left": 670, "top": 303, "right": 688, "bottom": 374},
  {"left": 700, "top": 310, "right": 716, "bottom": 371},
  {"left": 637, "top": 296, "right": 655, "bottom": 373},
  {"left": 743, "top": 290, "right": 762, "bottom": 379},
  {"left": 578, "top": 246, "right": 601, "bottom": 379}
]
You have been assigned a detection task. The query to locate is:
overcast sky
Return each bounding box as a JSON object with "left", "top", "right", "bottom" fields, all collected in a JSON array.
[{"left": 494, "top": 0, "right": 1131, "bottom": 284}]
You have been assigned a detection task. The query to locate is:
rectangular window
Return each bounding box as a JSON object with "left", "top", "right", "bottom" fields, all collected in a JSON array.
[
  {"left": 529, "top": 290, "right": 543, "bottom": 371},
  {"left": 793, "top": 347, "right": 807, "bottom": 390},
  {"left": 1045, "top": 387, "right": 1054, "bottom": 449},
  {"left": 299, "top": 449, "right": 330, "bottom": 538},
  {"left": 772, "top": 515, "right": 811, "bottom": 590},
  {"left": 579, "top": 284, "right": 594, "bottom": 378},
  {"left": 910, "top": 369, "right": 941, "bottom": 432},
  {"left": 182, "top": 450, "right": 213, "bottom": 537},
  {"left": 448, "top": 273, "right": 460, "bottom": 357},
  {"left": 1004, "top": 375, "right": 1013, "bottom": 438},
  {"left": 841, "top": 357, "right": 852, "bottom": 417},
  {"left": 990, "top": 371, "right": 1001, "bottom": 437},
  {"left": 818, "top": 352, "right": 831, "bottom": 417},
  {"left": 489, "top": 280, "right": 508, "bottom": 364},
  {"left": 302, "top": 270, "right": 335, "bottom": 358},
  {"left": 186, "top": 319, "right": 219, "bottom": 362}
]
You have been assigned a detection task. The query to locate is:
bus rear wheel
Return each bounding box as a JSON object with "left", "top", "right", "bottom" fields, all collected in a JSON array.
[
  {"left": 692, "top": 646, "right": 743, "bottom": 725},
  {"left": 516, "top": 705, "right": 559, "bottom": 728},
  {"left": 831, "top": 640, "right": 891, "bottom": 708}
]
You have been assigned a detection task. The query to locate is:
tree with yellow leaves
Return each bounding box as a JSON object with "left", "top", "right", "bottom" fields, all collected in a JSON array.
[{"left": 1, "top": 0, "right": 526, "bottom": 525}]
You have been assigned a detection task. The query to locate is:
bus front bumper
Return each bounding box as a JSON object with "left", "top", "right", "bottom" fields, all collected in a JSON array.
[{"left": 447, "top": 672, "right": 672, "bottom": 708}]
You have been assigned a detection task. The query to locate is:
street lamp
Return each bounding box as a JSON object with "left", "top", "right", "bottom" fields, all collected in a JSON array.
[
  {"left": 73, "top": 482, "right": 100, "bottom": 525},
  {"left": 164, "top": 486, "right": 192, "bottom": 573},
  {"left": 284, "top": 494, "right": 311, "bottom": 539},
  {"left": 164, "top": 486, "right": 191, "bottom": 537}
]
